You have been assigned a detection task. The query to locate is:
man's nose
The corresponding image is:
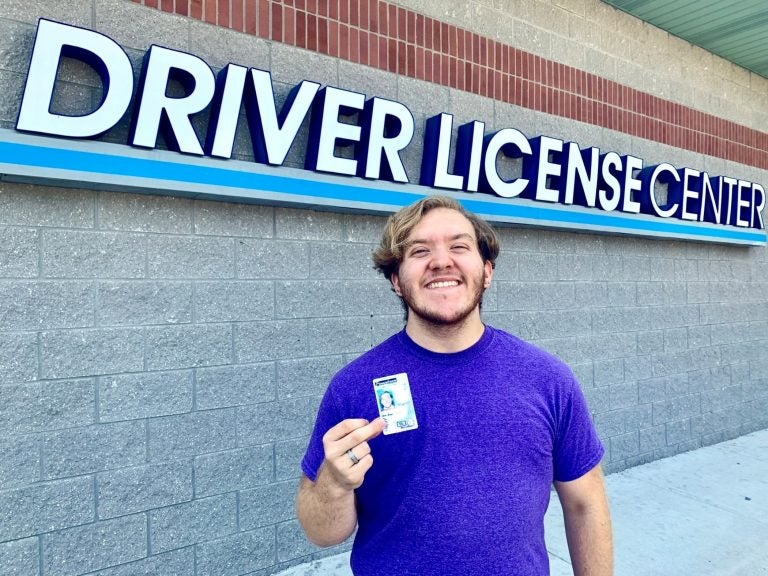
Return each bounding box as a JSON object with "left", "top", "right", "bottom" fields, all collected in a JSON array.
[{"left": 428, "top": 246, "right": 453, "bottom": 268}]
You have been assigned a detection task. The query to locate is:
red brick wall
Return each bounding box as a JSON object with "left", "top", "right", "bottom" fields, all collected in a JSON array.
[{"left": 130, "top": 0, "right": 768, "bottom": 171}]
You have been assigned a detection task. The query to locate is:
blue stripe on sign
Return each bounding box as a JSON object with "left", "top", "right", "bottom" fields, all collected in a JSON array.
[
  {"left": 458, "top": 198, "right": 763, "bottom": 242},
  {"left": 0, "top": 140, "right": 764, "bottom": 244}
]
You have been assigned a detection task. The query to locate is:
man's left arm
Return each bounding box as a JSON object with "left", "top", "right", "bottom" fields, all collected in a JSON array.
[{"left": 554, "top": 464, "right": 613, "bottom": 576}]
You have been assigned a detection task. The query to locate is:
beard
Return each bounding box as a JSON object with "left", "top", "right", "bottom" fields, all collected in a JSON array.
[{"left": 398, "top": 268, "right": 486, "bottom": 326}]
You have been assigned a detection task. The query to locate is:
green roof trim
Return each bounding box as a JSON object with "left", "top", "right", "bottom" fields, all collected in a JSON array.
[{"left": 603, "top": 0, "right": 768, "bottom": 79}]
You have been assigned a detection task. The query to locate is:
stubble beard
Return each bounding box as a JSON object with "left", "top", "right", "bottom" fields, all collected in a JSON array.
[{"left": 399, "top": 270, "right": 486, "bottom": 327}]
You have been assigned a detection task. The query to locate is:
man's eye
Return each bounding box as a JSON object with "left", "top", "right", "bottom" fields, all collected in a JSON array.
[
  {"left": 451, "top": 245, "right": 470, "bottom": 251},
  {"left": 410, "top": 248, "right": 428, "bottom": 256}
]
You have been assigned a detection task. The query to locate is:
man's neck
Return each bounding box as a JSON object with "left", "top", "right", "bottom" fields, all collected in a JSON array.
[{"left": 404, "top": 311, "right": 486, "bottom": 353}]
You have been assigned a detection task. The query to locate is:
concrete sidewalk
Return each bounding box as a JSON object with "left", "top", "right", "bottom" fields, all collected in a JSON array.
[{"left": 280, "top": 429, "right": 768, "bottom": 575}]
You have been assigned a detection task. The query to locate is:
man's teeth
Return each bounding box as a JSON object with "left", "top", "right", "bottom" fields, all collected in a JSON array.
[{"left": 428, "top": 281, "right": 459, "bottom": 288}]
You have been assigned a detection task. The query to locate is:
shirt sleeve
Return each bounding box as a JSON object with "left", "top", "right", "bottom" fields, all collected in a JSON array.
[
  {"left": 552, "top": 375, "right": 605, "bottom": 482},
  {"left": 300, "top": 383, "right": 341, "bottom": 482}
]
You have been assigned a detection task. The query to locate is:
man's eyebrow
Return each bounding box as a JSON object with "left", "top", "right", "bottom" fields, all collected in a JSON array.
[{"left": 405, "top": 233, "right": 475, "bottom": 247}]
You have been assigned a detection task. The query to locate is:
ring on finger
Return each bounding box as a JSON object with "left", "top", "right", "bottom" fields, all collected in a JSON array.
[{"left": 346, "top": 449, "right": 360, "bottom": 465}]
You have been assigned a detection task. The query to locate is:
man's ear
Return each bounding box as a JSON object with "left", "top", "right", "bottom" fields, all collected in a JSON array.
[
  {"left": 391, "top": 273, "right": 402, "bottom": 296},
  {"left": 483, "top": 260, "right": 493, "bottom": 289}
]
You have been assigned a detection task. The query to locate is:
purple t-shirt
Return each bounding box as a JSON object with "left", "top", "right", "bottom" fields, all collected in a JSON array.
[{"left": 302, "top": 325, "right": 604, "bottom": 576}]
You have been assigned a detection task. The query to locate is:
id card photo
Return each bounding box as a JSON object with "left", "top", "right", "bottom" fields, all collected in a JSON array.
[{"left": 372, "top": 373, "right": 418, "bottom": 435}]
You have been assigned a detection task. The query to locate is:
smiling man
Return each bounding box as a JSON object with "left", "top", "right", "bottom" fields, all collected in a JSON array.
[{"left": 296, "top": 195, "right": 613, "bottom": 576}]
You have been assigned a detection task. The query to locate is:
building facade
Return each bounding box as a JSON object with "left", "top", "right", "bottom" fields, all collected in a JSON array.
[{"left": 0, "top": 0, "right": 766, "bottom": 574}]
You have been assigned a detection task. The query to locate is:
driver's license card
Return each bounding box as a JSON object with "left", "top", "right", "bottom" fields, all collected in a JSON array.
[{"left": 373, "top": 372, "right": 418, "bottom": 435}]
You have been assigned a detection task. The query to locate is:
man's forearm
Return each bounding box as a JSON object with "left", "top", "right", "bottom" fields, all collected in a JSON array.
[
  {"left": 555, "top": 465, "right": 613, "bottom": 576},
  {"left": 562, "top": 503, "right": 613, "bottom": 576},
  {"left": 296, "top": 469, "right": 358, "bottom": 547}
]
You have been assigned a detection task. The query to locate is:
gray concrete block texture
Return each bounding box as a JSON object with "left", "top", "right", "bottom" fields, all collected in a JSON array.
[{"left": 0, "top": 0, "right": 766, "bottom": 575}]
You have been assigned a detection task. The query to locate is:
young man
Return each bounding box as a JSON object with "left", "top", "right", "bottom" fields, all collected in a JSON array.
[{"left": 297, "top": 196, "right": 613, "bottom": 575}]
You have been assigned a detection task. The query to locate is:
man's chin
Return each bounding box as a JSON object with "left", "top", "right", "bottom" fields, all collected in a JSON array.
[
  {"left": 409, "top": 305, "right": 477, "bottom": 326},
  {"left": 400, "top": 286, "right": 485, "bottom": 325}
]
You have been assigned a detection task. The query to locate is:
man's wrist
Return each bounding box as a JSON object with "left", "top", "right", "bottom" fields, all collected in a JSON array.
[{"left": 315, "top": 463, "right": 356, "bottom": 501}]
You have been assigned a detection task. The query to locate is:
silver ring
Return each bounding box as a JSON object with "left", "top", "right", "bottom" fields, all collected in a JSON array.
[{"left": 346, "top": 449, "right": 360, "bottom": 465}]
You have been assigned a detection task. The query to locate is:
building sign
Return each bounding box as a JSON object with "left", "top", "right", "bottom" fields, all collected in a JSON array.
[{"left": 3, "top": 19, "right": 765, "bottom": 245}]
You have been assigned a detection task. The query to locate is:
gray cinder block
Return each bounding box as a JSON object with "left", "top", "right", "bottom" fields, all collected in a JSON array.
[
  {"left": 0, "top": 537, "right": 38, "bottom": 576},
  {"left": 0, "top": 281, "right": 94, "bottom": 331},
  {"left": 42, "top": 514, "right": 147, "bottom": 576},
  {"left": 195, "top": 527, "right": 277, "bottom": 576},
  {"left": 277, "top": 356, "right": 346, "bottom": 398},
  {"left": 0, "top": 379, "right": 95, "bottom": 434},
  {"left": 237, "top": 240, "right": 310, "bottom": 279},
  {"left": 42, "top": 421, "right": 146, "bottom": 479},
  {"left": 97, "top": 461, "right": 192, "bottom": 519},
  {"left": 0, "top": 435, "right": 40, "bottom": 491},
  {"left": 196, "top": 363, "right": 276, "bottom": 410},
  {"left": 237, "top": 395, "right": 321, "bottom": 445},
  {"left": 145, "top": 324, "right": 232, "bottom": 370},
  {"left": 42, "top": 230, "right": 145, "bottom": 279},
  {"left": 235, "top": 320, "right": 309, "bottom": 363},
  {"left": 147, "top": 236, "right": 234, "bottom": 279},
  {"left": 40, "top": 328, "right": 144, "bottom": 379},
  {"left": 98, "top": 193, "right": 194, "bottom": 234},
  {"left": 0, "top": 477, "right": 94, "bottom": 541},
  {"left": 194, "top": 445, "right": 274, "bottom": 497},
  {"left": 195, "top": 281, "right": 274, "bottom": 322},
  {"left": 96, "top": 281, "right": 193, "bottom": 326},
  {"left": 79, "top": 548, "right": 194, "bottom": 576},
  {"left": 0, "top": 227, "right": 37, "bottom": 277},
  {"left": 0, "top": 331, "right": 37, "bottom": 383},
  {"left": 148, "top": 409, "right": 238, "bottom": 460},
  {"left": 240, "top": 480, "right": 298, "bottom": 530},
  {"left": 149, "top": 494, "right": 237, "bottom": 554},
  {"left": 99, "top": 370, "right": 193, "bottom": 421}
]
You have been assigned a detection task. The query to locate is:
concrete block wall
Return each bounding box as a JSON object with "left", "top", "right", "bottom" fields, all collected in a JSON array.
[
  {"left": 0, "top": 1, "right": 766, "bottom": 575},
  {"left": 0, "top": 183, "right": 401, "bottom": 575}
]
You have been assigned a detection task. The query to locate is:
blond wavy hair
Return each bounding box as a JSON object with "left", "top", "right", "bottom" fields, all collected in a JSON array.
[{"left": 372, "top": 195, "right": 500, "bottom": 281}]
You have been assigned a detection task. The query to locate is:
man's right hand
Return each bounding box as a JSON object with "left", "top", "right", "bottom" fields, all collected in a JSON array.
[
  {"left": 296, "top": 417, "right": 385, "bottom": 547},
  {"left": 319, "top": 417, "right": 386, "bottom": 494}
]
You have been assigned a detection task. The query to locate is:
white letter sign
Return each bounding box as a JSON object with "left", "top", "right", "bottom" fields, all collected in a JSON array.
[{"left": 17, "top": 19, "right": 133, "bottom": 138}]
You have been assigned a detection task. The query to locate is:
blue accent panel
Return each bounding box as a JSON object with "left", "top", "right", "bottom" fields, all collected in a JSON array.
[
  {"left": 722, "top": 178, "right": 740, "bottom": 227},
  {"left": 453, "top": 121, "right": 477, "bottom": 190},
  {"left": 356, "top": 98, "right": 407, "bottom": 182},
  {"left": 204, "top": 65, "right": 237, "bottom": 157},
  {"left": 128, "top": 47, "right": 153, "bottom": 148},
  {"left": 752, "top": 185, "right": 765, "bottom": 229},
  {"left": 129, "top": 46, "right": 207, "bottom": 154},
  {"left": 477, "top": 133, "right": 495, "bottom": 195},
  {"left": 161, "top": 51, "right": 204, "bottom": 154},
  {"left": 596, "top": 151, "right": 623, "bottom": 211},
  {"left": 478, "top": 130, "right": 530, "bottom": 196},
  {"left": 734, "top": 181, "right": 754, "bottom": 227},
  {"left": 18, "top": 19, "right": 134, "bottom": 139},
  {"left": 522, "top": 136, "right": 563, "bottom": 200},
  {"left": 675, "top": 167, "right": 703, "bottom": 220},
  {"left": 419, "top": 114, "right": 444, "bottom": 187},
  {"left": 244, "top": 75, "right": 308, "bottom": 165},
  {"left": 667, "top": 173, "right": 686, "bottom": 219},
  {"left": 356, "top": 97, "right": 377, "bottom": 179},
  {"left": 243, "top": 68, "right": 271, "bottom": 164},
  {"left": 277, "top": 81, "right": 307, "bottom": 126},
  {"left": 637, "top": 165, "right": 682, "bottom": 217},
  {"left": 562, "top": 146, "right": 600, "bottom": 208},
  {"left": 305, "top": 87, "right": 328, "bottom": 171},
  {"left": 304, "top": 87, "right": 362, "bottom": 172},
  {"left": 0, "top": 139, "right": 763, "bottom": 245},
  {"left": 60, "top": 45, "right": 112, "bottom": 123},
  {"left": 700, "top": 174, "right": 722, "bottom": 225}
]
